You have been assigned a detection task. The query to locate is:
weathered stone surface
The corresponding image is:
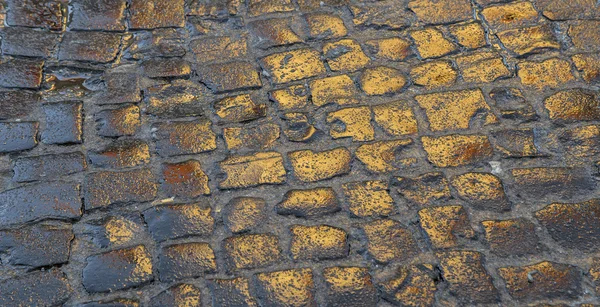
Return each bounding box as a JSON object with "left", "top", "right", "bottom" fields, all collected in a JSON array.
[
  {"left": 270, "top": 84, "right": 309, "bottom": 110},
  {"left": 568, "top": 21, "right": 600, "bottom": 52},
  {"left": 189, "top": 35, "right": 247, "bottom": 64},
  {"left": 362, "top": 219, "right": 418, "bottom": 263},
  {"left": 491, "top": 128, "right": 541, "bottom": 157},
  {"left": 77, "top": 299, "right": 140, "bottom": 307},
  {"left": 144, "top": 81, "right": 204, "bottom": 118},
  {"left": 498, "top": 262, "right": 582, "bottom": 301},
  {"left": 124, "top": 29, "right": 186, "bottom": 60},
  {"left": 518, "top": 58, "right": 574, "bottom": 89},
  {"left": 408, "top": 0, "right": 472, "bottom": 24},
  {"left": 0, "top": 90, "right": 39, "bottom": 119},
  {"left": 410, "top": 27, "right": 456, "bottom": 59},
  {"left": 97, "top": 70, "right": 142, "bottom": 104},
  {"left": 365, "top": 37, "right": 412, "bottom": 61},
  {"left": 421, "top": 134, "right": 494, "bottom": 167},
  {"left": 83, "top": 214, "right": 144, "bottom": 249},
  {"left": 482, "top": 218, "right": 539, "bottom": 256},
  {"left": 0, "top": 58, "right": 43, "bottom": 89},
  {"left": 84, "top": 169, "right": 157, "bottom": 210},
  {"left": 219, "top": 152, "right": 286, "bottom": 189},
  {"left": 305, "top": 13, "right": 347, "bottom": 40},
  {"left": 161, "top": 160, "right": 210, "bottom": 198},
  {"left": 356, "top": 139, "right": 414, "bottom": 173},
  {"left": 0, "top": 182, "right": 81, "bottom": 226},
  {"left": 249, "top": 18, "right": 304, "bottom": 48},
  {"left": 544, "top": 89, "right": 600, "bottom": 122},
  {"left": 281, "top": 112, "right": 318, "bottom": 142},
  {"left": 497, "top": 25, "right": 560, "bottom": 56},
  {"left": 260, "top": 48, "right": 325, "bottom": 84},
  {"left": 158, "top": 242, "right": 217, "bottom": 282},
  {"left": 70, "top": 0, "right": 127, "bottom": 31},
  {"left": 59, "top": 32, "right": 122, "bottom": 63},
  {"left": 489, "top": 87, "right": 538, "bottom": 121},
  {"left": 142, "top": 57, "right": 191, "bottom": 78},
  {"left": 378, "top": 265, "right": 438, "bottom": 307},
  {"left": 83, "top": 245, "right": 153, "bottom": 293},
  {"left": 372, "top": 101, "right": 418, "bottom": 136},
  {"left": 418, "top": 205, "right": 475, "bottom": 249},
  {"left": 309, "top": 75, "right": 359, "bottom": 106},
  {"left": 149, "top": 284, "right": 202, "bottom": 307},
  {"left": 13, "top": 151, "right": 86, "bottom": 182},
  {"left": 143, "top": 203, "right": 214, "bottom": 242},
  {"left": 322, "top": 266, "right": 378, "bottom": 307},
  {"left": 573, "top": 53, "right": 600, "bottom": 83},
  {"left": 198, "top": 61, "right": 262, "bottom": 93},
  {"left": 254, "top": 269, "right": 316, "bottom": 307},
  {"left": 41, "top": 101, "right": 83, "bottom": 144},
  {"left": 437, "top": 251, "right": 499, "bottom": 304},
  {"left": 0, "top": 223, "right": 73, "bottom": 268},
  {"left": 223, "top": 122, "right": 280, "bottom": 150},
  {"left": 5, "top": 0, "right": 63, "bottom": 30},
  {"left": 95, "top": 104, "right": 141, "bottom": 137},
  {"left": 349, "top": 2, "right": 412, "bottom": 29},
  {"left": 359, "top": 66, "right": 407, "bottom": 95},
  {"left": 214, "top": 94, "right": 267, "bottom": 123},
  {"left": 276, "top": 187, "right": 339, "bottom": 218},
  {"left": 591, "top": 258, "right": 600, "bottom": 295},
  {"left": 411, "top": 60, "right": 458, "bottom": 88},
  {"left": 0, "top": 270, "right": 71, "bottom": 307},
  {"left": 559, "top": 125, "right": 600, "bottom": 161},
  {"left": 288, "top": 147, "right": 351, "bottom": 182},
  {"left": 223, "top": 197, "right": 266, "bottom": 233},
  {"left": 290, "top": 224, "right": 348, "bottom": 261},
  {"left": 129, "top": 0, "right": 185, "bottom": 29},
  {"left": 481, "top": 2, "right": 539, "bottom": 31},
  {"left": 153, "top": 120, "right": 217, "bottom": 157},
  {"left": 342, "top": 180, "right": 395, "bottom": 217},
  {"left": 395, "top": 172, "right": 451, "bottom": 206},
  {"left": 247, "top": 0, "right": 295, "bottom": 16},
  {"left": 449, "top": 21, "right": 487, "bottom": 49},
  {"left": 323, "top": 39, "right": 370, "bottom": 72},
  {"left": 207, "top": 277, "right": 258, "bottom": 307},
  {"left": 222, "top": 233, "right": 281, "bottom": 271},
  {"left": 510, "top": 167, "right": 595, "bottom": 200},
  {"left": 450, "top": 172, "right": 510, "bottom": 212},
  {"left": 327, "top": 106, "right": 374, "bottom": 141},
  {"left": 1, "top": 27, "right": 59, "bottom": 58},
  {"left": 88, "top": 140, "right": 150, "bottom": 168},
  {"left": 456, "top": 52, "right": 511, "bottom": 83}
]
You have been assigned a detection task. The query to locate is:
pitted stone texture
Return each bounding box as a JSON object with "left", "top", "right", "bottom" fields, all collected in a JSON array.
[
  {"left": 222, "top": 233, "right": 282, "bottom": 271},
  {"left": 214, "top": 94, "right": 267, "bottom": 123},
  {"left": 362, "top": 219, "right": 418, "bottom": 264},
  {"left": 0, "top": 90, "right": 39, "bottom": 119},
  {"left": 41, "top": 101, "right": 83, "bottom": 144},
  {"left": 395, "top": 172, "right": 451, "bottom": 206},
  {"left": 153, "top": 120, "right": 217, "bottom": 157},
  {"left": 450, "top": 172, "right": 510, "bottom": 212},
  {"left": 418, "top": 205, "right": 475, "bottom": 249},
  {"left": 0, "top": 58, "right": 43, "bottom": 89},
  {"left": 276, "top": 188, "right": 340, "bottom": 218},
  {"left": 421, "top": 134, "right": 494, "bottom": 167},
  {"left": 437, "top": 251, "right": 499, "bottom": 304},
  {"left": 207, "top": 277, "right": 258, "bottom": 307},
  {"left": 0, "top": 270, "right": 71, "bottom": 307},
  {"left": 95, "top": 105, "right": 141, "bottom": 137},
  {"left": 289, "top": 224, "right": 348, "bottom": 261},
  {"left": 510, "top": 167, "right": 596, "bottom": 200},
  {"left": 288, "top": 147, "right": 352, "bottom": 182},
  {"left": 88, "top": 140, "right": 150, "bottom": 169},
  {"left": 143, "top": 203, "right": 214, "bottom": 242},
  {"left": 59, "top": 32, "right": 122, "bottom": 63},
  {"left": 84, "top": 169, "right": 157, "bottom": 210},
  {"left": 261, "top": 48, "right": 326, "bottom": 84},
  {"left": 161, "top": 160, "right": 211, "bottom": 198},
  {"left": 219, "top": 152, "right": 286, "bottom": 189},
  {"left": 6, "top": 0, "right": 64, "bottom": 30},
  {"left": 322, "top": 266, "right": 378, "bottom": 307},
  {"left": 253, "top": 269, "right": 317, "bottom": 307},
  {"left": 342, "top": 180, "right": 395, "bottom": 217},
  {"left": 198, "top": 61, "right": 262, "bottom": 93},
  {"left": 129, "top": 0, "right": 185, "bottom": 29},
  {"left": 70, "top": 0, "right": 127, "bottom": 31},
  {"left": 223, "top": 197, "right": 266, "bottom": 233},
  {"left": 482, "top": 219, "right": 540, "bottom": 257},
  {"left": 0, "top": 27, "right": 59, "bottom": 58},
  {"left": 356, "top": 139, "right": 415, "bottom": 173},
  {"left": 0, "top": 223, "right": 73, "bottom": 268},
  {"left": 158, "top": 242, "right": 217, "bottom": 282},
  {"left": 149, "top": 284, "right": 202, "bottom": 307},
  {"left": 13, "top": 151, "right": 86, "bottom": 182},
  {"left": 378, "top": 265, "right": 438, "bottom": 307}
]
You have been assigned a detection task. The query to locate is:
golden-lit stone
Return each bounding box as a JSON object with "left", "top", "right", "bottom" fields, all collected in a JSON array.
[
  {"left": 359, "top": 66, "right": 406, "bottom": 95},
  {"left": 379, "top": 265, "right": 438, "bottom": 307},
  {"left": 365, "top": 37, "right": 412, "bottom": 61},
  {"left": 418, "top": 205, "right": 475, "bottom": 249},
  {"left": 247, "top": 0, "right": 295, "bottom": 16},
  {"left": 150, "top": 284, "right": 202, "bottom": 307},
  {"left": 408, "top": 0, "right": 472, "bottom": 24},
  {"left": 415, "top": 89, "right": 497, "bottom": 132},
  {"left": 355, "top": 139, "right": 414, "bottom": 173},
  {"left": 436, "top": 251, "right": 499, "bottom": 304},
  {"left": 544, "top": 89, "right": 600, "bottom": 122},
  {"left": 224, "top": 197, "right": 266, "bottom": 233},
  {"left": 537, "top": 0, "right": 600, "bottom": 20},
  {"left": 269, "top": 84, "right": 309, "bottom": 110},
  {"left": 449, "top": 21, "right": 487, "bottom": 49},
  {"left": 276, "top": 187, "right": 340, "bottom": 218},
  {"left": 322, "top": 39, "right": 370, "bottom": 72},
  {"left": 161, "top": 160, "right": 210, "bottom": 198},
  {"left": 322, "top": 267, "right": 378, "bottom": 306},
  {"left": 572, "top": 53, "right": 600, "bottom": 83},
  {"left": 288, "top": 147, "right": 351, "bottom": 182},
  {"left": 254, "top": 269, "right": 316, "bottom": 307},
  {"left": 214, "top": 94, "right": 266, "bottom": 123},
  {"left": 103, "top": 216, "right": 138, "bottom": 246},
  {"left": 222, "top": 233, "right": 281, "bottom": 271},
  {"left": 281, "top": 112, "right": 317, "bottom": 142},
  {"left": 559, "top": 125, "right": 600, "bottom": 160},
  {"left": 88, "top": 139, "right": 150, "bottom": 168},
  {"left": 362, "top": 219, "right": 418, "bottom": 263},
  {"left": 143, "top": 203, "right": 214, "bottom": 242},
  {"left": 349, "top": 3, "right": 411, "bottom": 30},
  {"left": 207, "top": 277, "right": 258, "bottom": 307},
  {"left": 481, "top": 218, "right": 539, "bottom": 256},
  {"left": 158, "top": 242, "right": 217, "bottom": 282},
  {"left": 568, "top": 20, "right": 600, "bottom": 52},
  {"left": 326, "top": 106, "right": 374, "bottom": 141},
  {"left": 481, "top": 1, "right": 539, "bottom": 31},
  {"left": 456, "top": 52, "right": 511, "bottom": 83},
  {"left": 342, "top": 181, "right": 395, "bottom": 217},
  {"left": 410, "top": 27, "right": 456, "bottom": 59},
  {"left": 511, "top": 167, "right": 596, "bottom": 199},
  {"left": 309, "top": 75, "right": 359, "bottom": 106},
  {"left": 219, "top": 152, "right": 286, "bottom": 189},
  {"left": 223, "top": 122, "right": 280, "bottom": 150},
  {"left": 410, "top": 60, "right": 458, "bottom": 88},
  {"left": 305, "top": 13, "right": 347, "bottom": 39},
  {"left": 497, "top": 25, "right": 560, "bottom": 56},
  {"left": 372, "top": 101, "right": 418, "bottom": 136},
  {"left": 421, "top": 134, "right": 493, "bottom": 167},
  {"left": 518, "top": 58, "right": 574, "bottom": 89},
  {"left": 289, "top": 224, "right": 348, "bottom": 260},
  {"left": 153, "top": 120, "right": 217, "bottom": 157},
  {"left": 450, "top": 172, "right": 510, "bottom": 212},
  {"left": 249, "top": 18, "right": 303, "bottom": 48},
  {"left": 498, "top": 261, "right": 582, "bottom": 302},
  {"left": 395, "top": 172, "right": 451, "bottom": 206},
  {"left": 260, "top": 48, "right": 326, "bottom": 84}
]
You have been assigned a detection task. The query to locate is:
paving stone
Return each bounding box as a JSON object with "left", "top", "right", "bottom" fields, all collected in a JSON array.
[
  {"left": 408, "top": 0, "right": 471, "bottom": 24},
  {"left": 359, "top": 66, "right": 407, "bottom": 95},
  {"left": 84, "top": 214, "right": 145, "bottom": 248},
  {"left": 214, "top": 94, "right": 267, "bottom": 123},
  {"left": 448, "top": 21, "right": 487, "bottom": 49},
  {"left": 378, "top": 264, "right": 439, "bottom": 307},
  {"left": 498, "top": 261, "right": 583, "bottom": 301},
  {"left": 153, "top": 119, "right": 217, "bottom": 157},
  {"left": 198, "top": 61, "right": 262, "bottom": 93},
  {"left": 544, "top": 89, "right": 600, "bottom": 122},
  {"left": 97, "top": 70, "right": 142, "bottom": 104},
  {"left": 322, "top": 266, "right": 378, "bottom": 307},
  {"left": 207, "top": 277, "right": 258, "bottom": 307},
  {"left": 481, "top": 218, "right": 539, "bottom": 257},
  {"left": 129, "top": 0, "right": 185, "bottom": 29},
  {"left": 327, "top": 106, "right": 374, "bottom": 141},
  {"left": 559, "top": 125, "right": 600, "bottom": 160},
  {"left": 305, "top": 13, "right": 347, "bottom": 40},
  {"left": 88, "top": 139, "right": 150, "bottom": 168},
  {"left": 481, "top": 1, "right": 539, "bottom": 31},
  {"left": 450, "top": 172, "right": 510, "bottom": 212},
  {"left": 5, "top": 0, "right": 63, "bottom": 30},
  {"left": 124, "top": 29, "right": 187, "bottom": 60},
  {"left": 222, "top": 233, "right": 281, "bottom": 271},
  {"left": 415, "top": 89, "right": 497, "bottom": 132},
  {"left": 372, "top": 101, "right": 418, "bottom": 136},
  {"left": 568, "top": 21, "right": 600, "bottom": 52},
  {"left": 510, "top": 167, "right": 595, "bottom": 200},
  {"left": 219, "top": 152, "right": 286, "bottom": 189},
  {"left": 223, "top": 197, "right": 266, "bottom": 233},
  {"left": 518, "top": 58, "right": 575, "bottom": 89},
  {"left": 281, "top": 112, "right": 318, "bottom": 142},
  {"left": 187, "top": 0, "right": 242, "bottom": 17},
  {"left": 69, "top": 0, "right": 127, "bottom": 31},
  {"left": 141, "top": 58, "right": 191, "bottom": 78},
  {"left": 491, "top": 128, "right": 541, "bottom": 157},
  {"left": 298, "top": 0, "right": 348, "bottom": 11},
  {"left": 0, "top": 270, "right": 71, "bottom": 307},
  {"left": 323, "top": 39, "right": 370, "bottom": 72},
  {"left": 77, "top": 299, "right": 140, "bottom": 307},
  {"left": 591, "top": 258, "right": 600, "bottom": 295},
  {"left": 418, "top": 205, "right": 475, "bottom": 249},
  {"left": 84, "top": 169, "right": 157, "bottom": 210},
  {"left": 437, "top": 251, "right": 499, "bottom": 304},
  {"left": 497, "top": 25, "right": 560, "bottom": 57},
  {"left": 456, "top": 51, "right": 511, "bottom": 83},
  {"left": 309, "top": 75, "right": 359, "bottom": 106},
  {"left": 253, "top": 269, "right": 316, "bottom": 307},
  {"left": 395, "top": 172, "right": 451, "bottom": 206},
  {"left": 249, "top": 18, "right": 304, "bottom": 49},
  {"left": 143, "top": 203, "right": 214, "bottom": 242},
  {"left": 410, "top": 27, "right": 456, "bottom": 59},
  {"left": 158, "top": 242, "right": 217, "bottom": 282},
  {"left": 95, "top": 105, "right": 141, "bottom": 137},
  {"left": 421, "top": 134, "right": 494, "bottom": 167},
  {"left": 260, "top": 48, "right": 325, "bottom": 84},
  {"left": 362, "top": 219, "right": 418, "bottom": 263},
  {"left": 573, "top": 53, "right": 600, "bottom": 83},
  {"left": 59, "top": 31, "right": 122, "bottom": 63},
  {"left": 0, "top": 90, "right": 39, "bottom": 119},
  {"left": 276, "top": 187, "right": 340, "bottom": 218},
  {"left": 223, "top": 122, "right": 280, "bottom": 150},
  {"left": 489, "top": 87, "right": 538, "bottom": 121},
  {"left": 288, "top": 147, "right": 352, "bottom": 182},
  {"left": 0, "top": 222, "right": 73, "bottom": 268},
  {"left": 41, "top": 101, "right": 83, "bottom": 144},
  {"left": 82, "top": 245, "right": 153, "bottom": 293},
  {"left": 270, "top": 84, "right": 309, "bottom": 110},
  {"left": 365, "top": 37, "right": 412, "bottom": 62},
  {"left": 410, "top": 60, "right": 458, "bottom": 88},
  {"left": 349, "top": 2, "right": 412, "bottom": 30},
  {"left": 0, "top": 58, "right": 43, "bottom": 89},
  {"left": 0, "top": 27, "right": 59, "bottom": 58},
  {"left": 535, "top": 199, "right": 600, "bottom": 252},
  {"left": 161, "top": 160, "right": 210, "bottom": 198},
  {"left": 13, "top": 151, "right": 86, "bottom": 182},
  {"left": 537, "top": 0, "right": 600, "bottom": 20},
  {"left": 356, "top": 139, "right": 415, "bottom": 173},
  {"left": 247, "top": 0, "right": 295, "bottom": 16},
  {"left": 290, "top": 225, "right": 348, "bottom": 261},
  {"left": 189, "top": 36, "right": 248, "bottom": 64},
  {"left": 342, "top": 180, "right": 395, "bottom": 217},
  {"left": 0, "top": 182, "right": 81, "bottom": 226},
  {"left": 149, "top": 284, "right": 202, "bottom": 307}
]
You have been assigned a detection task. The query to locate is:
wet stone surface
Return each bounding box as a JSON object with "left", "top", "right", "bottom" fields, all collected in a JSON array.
[{"left": 1, "top": 0, "right": 600, "bottom": 306}]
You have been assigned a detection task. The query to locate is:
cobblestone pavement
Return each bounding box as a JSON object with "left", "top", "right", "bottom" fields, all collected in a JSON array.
[{"left": 0, "top": 0, "right": 600, "bottom": 306}]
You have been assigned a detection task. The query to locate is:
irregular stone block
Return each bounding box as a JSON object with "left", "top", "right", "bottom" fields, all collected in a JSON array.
[
  {"left": 198, "top": 61, "right": 262, "bottom": 93},
  {"left": 260, "top": 48, "right": 325, "bottom": 84},
  {"left": 223, "top": 197, "right": 266, "bottom": 233},
  {"left": 437, "top": 251, "right": 499, "bottom": 304},
  {"left": 13, "top": 151, "right": 86, "bottom": 182},
  {"left": 418, "top": 205, "right": 475, "bottom": 249},
  {"left": 290, "top": 225, "right": 348, "bottom": 261},
  {"left": 153, "top": 120, "right": 217, "bottom": 157},
  {"left": 342, "top": 181, "right": 395, "bottom": 217},
  {"left": 59, "top": 31, "right": 122, "bottom": 63},
  {"left": 129, "top": 0, "right": 185, "bottom": 29},
  {"left": 219, "top": 152, "right": 286, "bottom": 189},
  {"left": 276, "top": 188, "right": 339, "bottom": 218},
  {"left": 88, "top": 139, "right": 150, "bottom": 168},
  {"left": 254, "top": 269, "right": 316, "bottom": 307},
  {"left": 5, "top": 0, "right": 63, "bottom": 30},
  {"left": 356, "top": 139, "right": 415, "bottom": 173},
  {"left": 207, "top": 277, "right": 257, "bottom": 307},
  {"left": 84, "top": 169, "right": 157, "bottom": 210},
  {"left": 288, "top": 147, "right": 351, "bottom": 182},
  {"left": 161, "top": 160, "right": 210, "bottom": 198},
  {"left": 95, "top": 104, "right": 141, "bottom": 137},
  {"left": 362, "top": 219, "right": 418, "bottom": 264},
  {"left": 222, "top": 233, "right": 281, "bottom": 271},
  {"left": 322, "top": 267, "right": 378, "bottom": 307},
  {"left": 70, "top": 0, "right": 127, "bottom": 31},
  {"left": 0, "top": 27, "right": 59, "bottom": 58},
  {"left": 327, "top": 106, "right": 374, "bottom": 141},
  {"left": 41, "top": 101, "right": 83, "bottom": 144},
  {"left": 0, "top": 270, "right": 71, "bottom": 306},
  {"left": 158, "top": 242, "right": 217, "bottom": 282},
  {"left": 450, "top": 172, "right": 510, "bottom": 212},
  {"left": 214, "top": 94, "right": 267, "bottom": 123},
  {"left": 421, "top": 134, "right": 493, "bottom": 167},
  {"left": 149, "top": 284, "right": 202, "bottom": 307},
  {"left": 498, "top": 262, "right": 583, "bottom": 301},
  {"left": 0, "top": 58, "right": 43, "bottom": 89},
  {"left": 143, "top": 203, "right": 214, "bottom": 242},
  {"left": 481, "top": 218, "right": 539, "bottom": 256},
  {"left": 322, "top": 39, "right": 370, "bottom": 72},
  {"left": 395, "top": 172, "right": 451, "bottom": 206}
]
